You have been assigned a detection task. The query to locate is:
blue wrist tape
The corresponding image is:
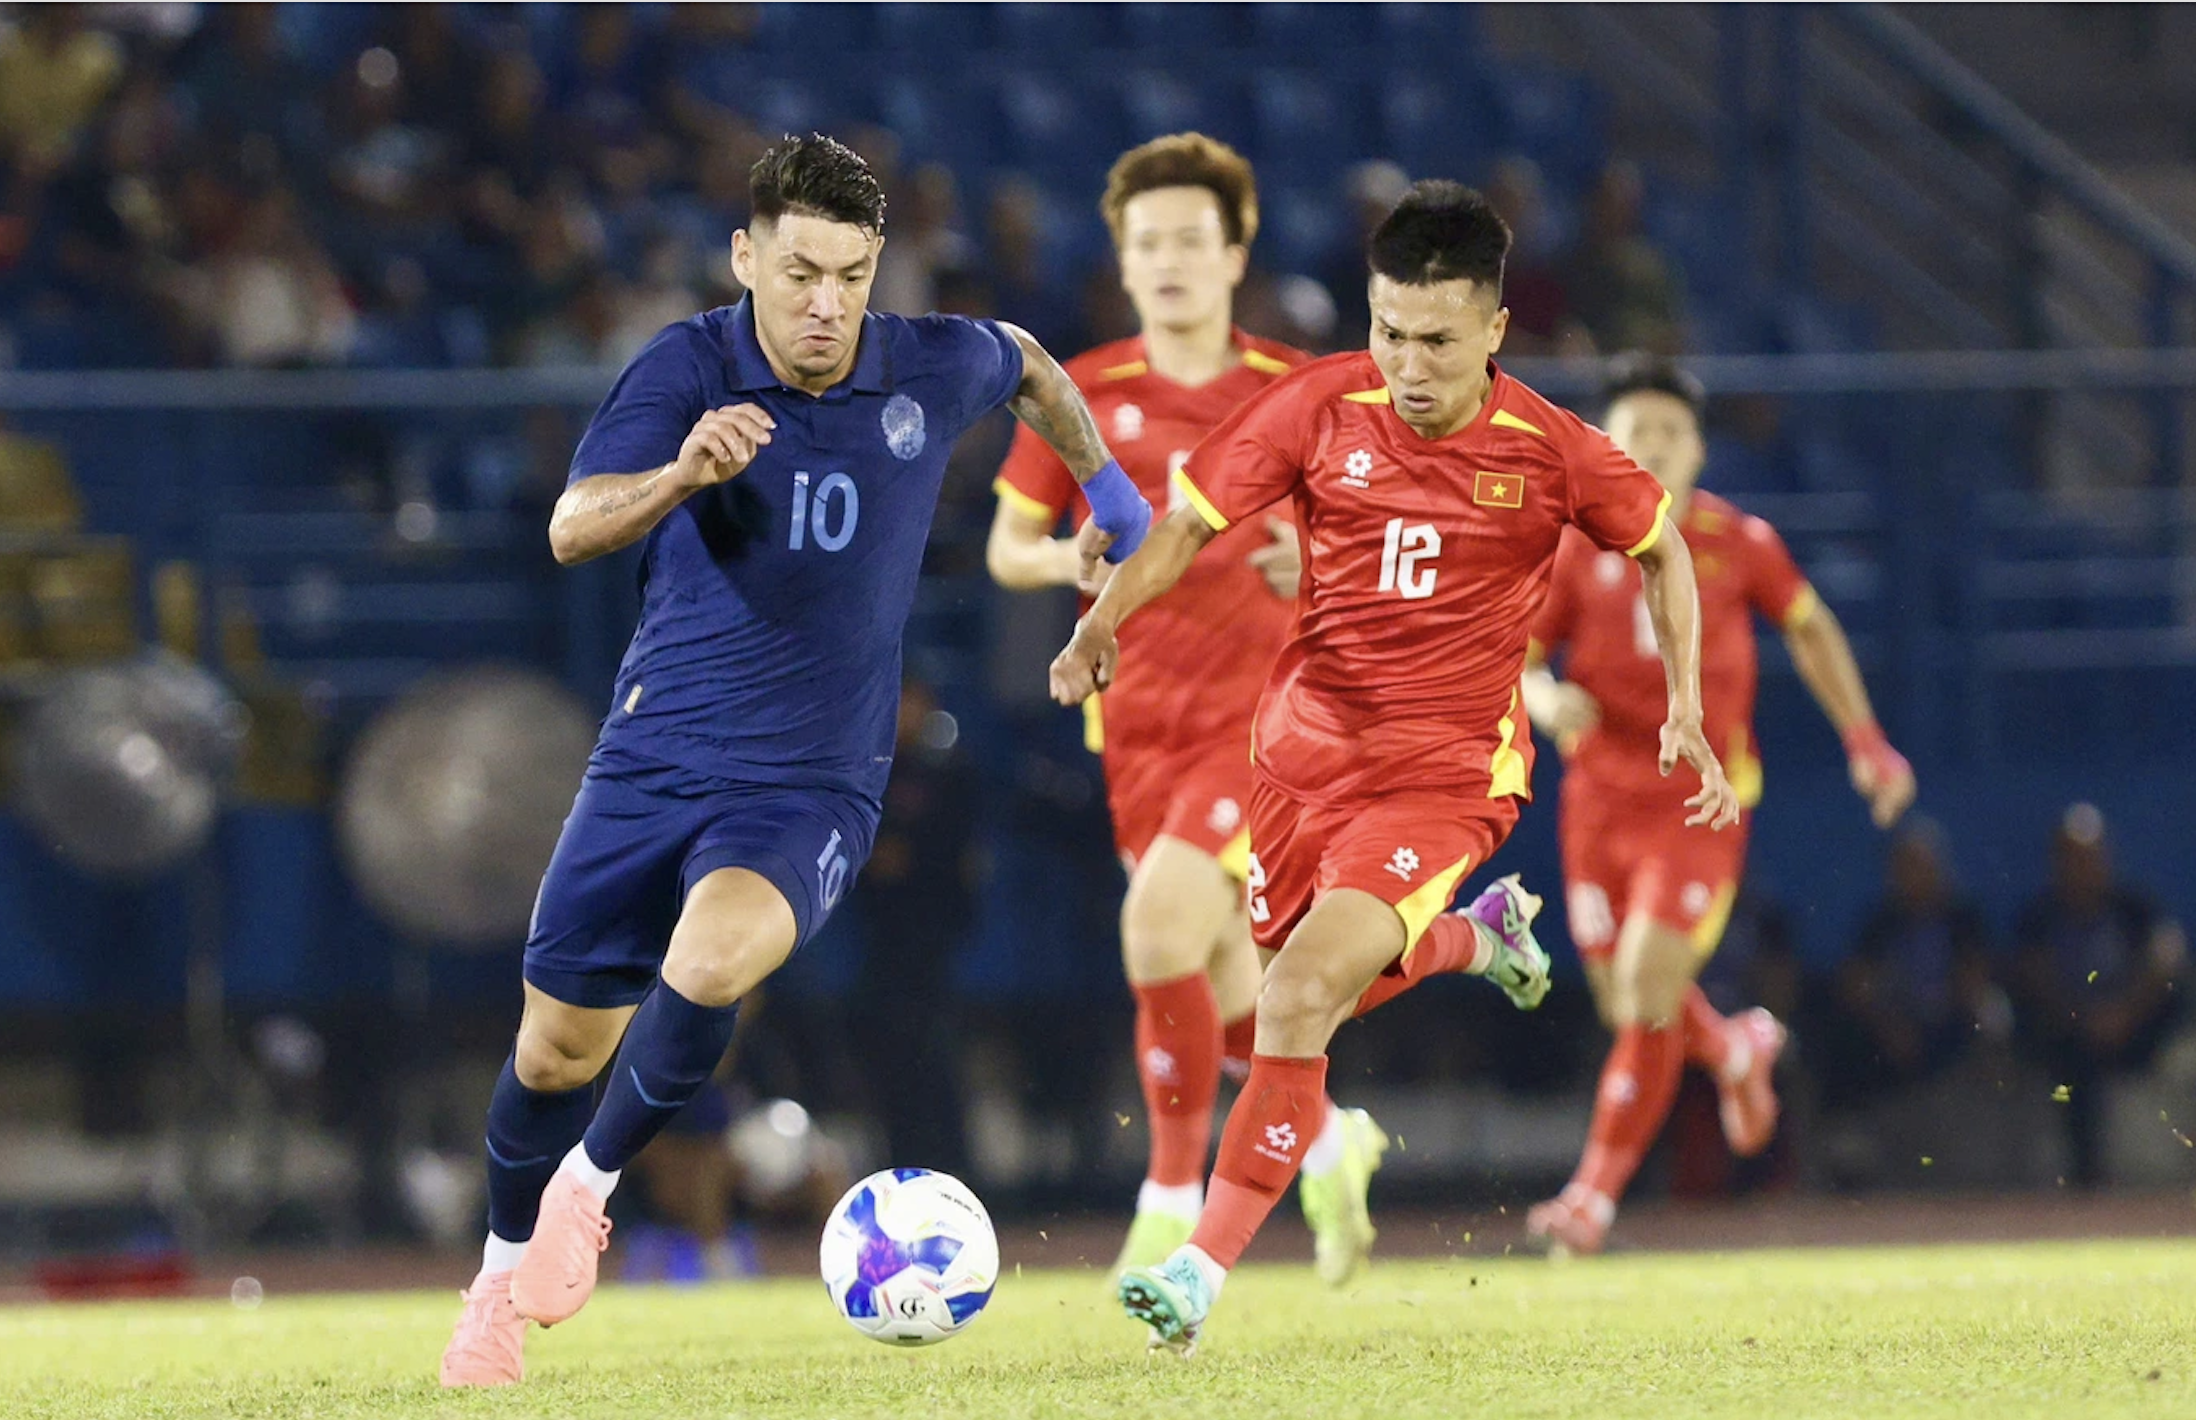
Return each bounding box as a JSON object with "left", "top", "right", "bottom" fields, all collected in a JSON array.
[{"left": 1083, "top": 459, "right": 1153, "bottom": 563}]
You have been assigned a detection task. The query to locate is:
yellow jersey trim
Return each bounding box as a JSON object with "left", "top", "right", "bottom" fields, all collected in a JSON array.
[
  {"left": 1342, "top": 387, "right": 1393, "bottom": 404},
  {"left": 1100, "top": 359, "right": 1149, "bottom": 381},
  {"left": 1489, "top": 685, "right": 1531, "bottom": 798},
  {"left": 1490, "top": 409, "right": 1547, "bottom": 437},
  {"left": 993, "top": 476, "right": 1061, "bottom": 526},
  {"left": 1728, "top": 725, "right": 1763, "bottom": 810},
  {"left": 1624, "top": 491, "right": 1675, "bottom": 558},
  {"left": 1396, "top": 853, "right": 1478, "bottom": 955},
  {"left": 1081, "top": 695, "right": 1104, "bottom": 754},
  {"left": 1171, "top": 466, "right": 1232, "bottom": 532},
  {"left": 1691, "top": 880, "right": 1740, "bottom": 957},
  {"left": 1215, "top": 828, "right": 1253, "bottom": 883},
  {"left": 1242, "top": 349, "right": 1294, "bottom": 375},
  {"left": 1781, "top": 584, "right": 1822, "bottom": 631}
]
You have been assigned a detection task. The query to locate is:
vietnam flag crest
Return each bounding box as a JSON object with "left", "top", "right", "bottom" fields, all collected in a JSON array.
[{"left": 1473, "top": 470, "right": 1524, "bottom": 509}]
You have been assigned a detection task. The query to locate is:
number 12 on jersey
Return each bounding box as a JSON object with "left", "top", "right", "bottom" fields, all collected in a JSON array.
[{"left": 1378, "top": 518, "right": 1441, "bottom": 600}]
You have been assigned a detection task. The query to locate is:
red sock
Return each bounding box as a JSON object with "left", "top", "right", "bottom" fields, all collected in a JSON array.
[
  {"left": 1352, "top": 912, "right": 1488, "bottom": 1018},
  {"left": 1573, "top": 1024, "right": 1685, "bottom": 1204},
  {"left": 1679, "top": 986, "right": 1735, "bottom": 1076},
  {"left": 1132, "top": 973, "right": 1223, "bottom": 1187},
  {"left": 1190, "top": 1053, "right": 1328, "bottom": 1267},
  {"left": 1220, "top": 1012, "right": 1256, "bottom": 1083}
]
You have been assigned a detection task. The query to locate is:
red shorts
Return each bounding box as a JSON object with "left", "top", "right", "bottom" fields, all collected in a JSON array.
[
  {"left": 1106, "top": 738, "right": 1254, "bottom": 879},
  {"left": 1558, "top": 771, "right": 1750, "bottom": 963},
  {"left": 1244, "top": 774, "right": 1521, "bottom": 953}
]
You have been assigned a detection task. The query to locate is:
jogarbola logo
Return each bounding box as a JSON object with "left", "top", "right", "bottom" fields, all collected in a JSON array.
[{"left": 1342, "top": 449, "right": 1373, "bottom": 489}]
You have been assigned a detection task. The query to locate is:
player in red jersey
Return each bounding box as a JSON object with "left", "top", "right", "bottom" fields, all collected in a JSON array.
[
  {"left": 1522, "top": 355, "right": 1916, "bottom": 1256},
  {"left": 1051, "top": 181, "right": 1740, "bottom": 1352},
  {"left": 989, "top": 135, "right": 1393, "bottom": 1284}
]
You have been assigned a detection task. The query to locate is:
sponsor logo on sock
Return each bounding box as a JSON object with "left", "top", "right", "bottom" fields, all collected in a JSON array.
[
  {"left": 1143, "top": 1046, "right": 1179, "bottom": 1084},
  {"left": 1256, "top": 1121, "right": 1299, "bottom": 1163},
  {"left": 1602, "top": 1072, "right": 1638, "bottom": 1107}
]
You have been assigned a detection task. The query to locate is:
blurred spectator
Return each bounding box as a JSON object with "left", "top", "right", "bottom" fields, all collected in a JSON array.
[
  {"left": 1817, "top": 820, "right": 1997, "bottom": 1112},
  {"left": 872, "top": 162, "right": 975, "bottom": 317},
  {"left": 1483, "top": 155, "right": 1588, "bottom": 356},
  {"left": 171, "top": 186, "right": 356, "bottom": 366},
  {"left": 171, "top": 4, "right": 316, "bottom": 164},
  {"left": 1564, "top": 160, "right": 1686, "bottom": 355},
  {"left": 0, "top": 5, "right": 123, "bottom": 174},
  {"left": 985, "top": 177, "right": 1084, "bottom": 352},
  {"left": 2009, "top": 803, "right": 2188, "bottom": 1187},
  {"left": 516, "top": 265, "right": 624, "bottom": 368},
  {"left": 605, "top": 234, "right": 706, "bottom": 363},
  {"left": 1318, "top": 159, "right": 1410, "bottom": 348}
]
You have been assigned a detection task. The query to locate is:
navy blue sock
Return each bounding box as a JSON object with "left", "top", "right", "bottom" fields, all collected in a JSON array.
[
  {"left": 484, "top": 1054, "right": 594, "bottom": 1243},
  {"left": 581, "top": 982, "right": 740, "bottom": 1172}
]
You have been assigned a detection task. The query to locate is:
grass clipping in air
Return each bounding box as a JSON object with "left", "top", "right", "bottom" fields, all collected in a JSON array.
[{"left": 3, "top": 1239, "right": 2190, "bottom": 1419}]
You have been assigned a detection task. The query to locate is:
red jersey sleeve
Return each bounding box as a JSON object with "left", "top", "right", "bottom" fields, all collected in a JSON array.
[
  {"left": 1531, "top": 530, "right": 1588, "bottom": 655},
  {"left": 1739, "top": 512, "right": 1818, "bottom": 627},
  {"left": 1560, "top": 419, "right": 1674, "bottom": 557},
  {"left": 1173, "top": 375, "right": 1316, "bottom": 531},
  {"left": 993, "top": 418, "right": 1079, "bottom": 528}
]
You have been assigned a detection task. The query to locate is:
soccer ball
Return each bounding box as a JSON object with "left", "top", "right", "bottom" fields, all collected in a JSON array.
[{"left": 820, "top": 1167, "right": 998, "bottom": 1346}]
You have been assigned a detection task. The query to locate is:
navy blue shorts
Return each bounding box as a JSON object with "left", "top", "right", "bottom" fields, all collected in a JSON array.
[{"left": 522, "top": 747, "right": 880, "bottom": 1009}]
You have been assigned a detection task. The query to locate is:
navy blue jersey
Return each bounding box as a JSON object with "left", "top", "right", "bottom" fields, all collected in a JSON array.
[{"left": 569, "top": 298, "right": 1024, "bottom": 800}]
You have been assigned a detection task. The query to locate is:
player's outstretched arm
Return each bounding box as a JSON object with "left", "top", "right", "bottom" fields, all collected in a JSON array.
[
  {"left": 1781, "top": 600, "right": 1916, "bottom": 827},
  {"left": 1048, "top": 505, "right": 1217, "bottom": 704},
  {"left": 984, "top": 499, "right": 1082, "bottom": 591},
  {"left": 550, "top": 405, "right": 775, "bottom": 565},
  {"left": 1636, "top": 522, "right": 1741, "bottom": 829},
  {"left": 998, "top": 323, "right": 1151, "bottom": 576}
]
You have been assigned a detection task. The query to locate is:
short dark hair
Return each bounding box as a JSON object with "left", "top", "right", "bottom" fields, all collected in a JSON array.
[
  {"left": 1366, "top": 180, "right": 1509, "bottom": 292},
  {"left": 750, "top": 132, "right": 886, "bottom": 233},
  {"left": 1101, "top": 132, "right": 1260, "bottom": 248},
  {"left": 1601, "top": 351, "right": 1706, "bottom": 420}
]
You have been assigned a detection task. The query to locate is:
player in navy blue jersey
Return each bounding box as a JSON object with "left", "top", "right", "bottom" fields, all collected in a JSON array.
[{"left": 441, "top": 133, "right": 1151, "bottom": 1388}]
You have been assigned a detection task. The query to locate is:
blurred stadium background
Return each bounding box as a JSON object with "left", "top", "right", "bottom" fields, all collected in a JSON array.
[{"left": 0, "top": 2, "right": 2191, "bottom": 1288}]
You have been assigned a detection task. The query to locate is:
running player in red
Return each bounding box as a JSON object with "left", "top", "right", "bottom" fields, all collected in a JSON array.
[
  {"left": 990, "top": 134, "right": 1390, "bottom": 1284},
  {"left": 1522, "top": 355, "right": 1916, "bottom": 1256},
  {"left": 1051, "top": 181, "right": 1740, "bottom": 1353}
]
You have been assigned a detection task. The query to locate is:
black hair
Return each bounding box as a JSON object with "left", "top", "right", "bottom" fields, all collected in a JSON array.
[
  {"left": 1366, "top": 180, "right": 1509, "bottom": 291},
  {"left": 1601, "top": 351, "right": 1706, "bottom": 421},
  {"left": 750, "top": 132, "right": 886, "bottom": 233}
]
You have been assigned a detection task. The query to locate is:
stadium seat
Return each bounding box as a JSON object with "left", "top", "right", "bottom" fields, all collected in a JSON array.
[
  {"left": 1381, "top": 68, "right": 1505, "bottom": 182},
  {"left": 1487, "top": 62, "right": 1607, "bottom": 187},
  {"left": 1251, "top": 3, "right": 1383, "bottom": 52},
  {"left": 992, "top": 2, "right": 1118, "bottom": 54},
  {"left": 1118, "top": 69, "right": 1254, "bottom": 154},
  {"left": 1250, "top": 72, "right": 1371, "bottom": 183},
  {"left": 749, "top": 3, "right": 873, "bottom": 55},
  {"left": 871, "top": 2, "right": 988, "bottom": 55},
  {"left": 1118, "top": 2, "right": 1249, "bottom": 52}
]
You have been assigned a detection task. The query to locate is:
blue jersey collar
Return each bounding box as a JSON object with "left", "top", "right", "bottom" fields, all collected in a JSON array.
[{"left": 724, "top": 297, "right": 891, "bottom": 398}]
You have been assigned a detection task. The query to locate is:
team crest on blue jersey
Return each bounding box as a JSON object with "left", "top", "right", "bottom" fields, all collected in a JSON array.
[{"left": 881, "top": 395, "right": 926, "bottom": 461}]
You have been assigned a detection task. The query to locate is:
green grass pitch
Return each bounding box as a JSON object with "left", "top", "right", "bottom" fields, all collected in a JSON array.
[{"left": 4, "top": 1239, "right": 2190, "bottom": 1419}]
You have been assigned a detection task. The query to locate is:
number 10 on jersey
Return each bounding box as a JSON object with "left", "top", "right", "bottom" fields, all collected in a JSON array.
[
  {"left": 789, "top": 471, "right": 860, "bottom": 552},
  {"left": 1378, "top": 518, "right": 1441, "bottom": 599}
]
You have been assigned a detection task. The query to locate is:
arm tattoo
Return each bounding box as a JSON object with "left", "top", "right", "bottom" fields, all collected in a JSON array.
[
  {"left": 1004, "top": 327, "right": 1110, "bottom": 478},
  {"left": 583, "top": 468, "right": 668, "bottom": 518}
]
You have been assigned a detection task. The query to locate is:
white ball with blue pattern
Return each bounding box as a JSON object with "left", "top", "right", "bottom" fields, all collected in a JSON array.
[{"left": 820, "top": 1167, "right": 998, "bottom": 1345}]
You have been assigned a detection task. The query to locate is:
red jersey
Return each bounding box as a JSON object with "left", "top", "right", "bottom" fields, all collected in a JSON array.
[
  {"left": 1532, "top": 489, "right": 1816, "bottom": 807},
  {"left": 994, "top": 331, "right": 1306, "bottom": 760},
  {"left": 1174, "top": 355, "right": 1671, "bottom": 808}
]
